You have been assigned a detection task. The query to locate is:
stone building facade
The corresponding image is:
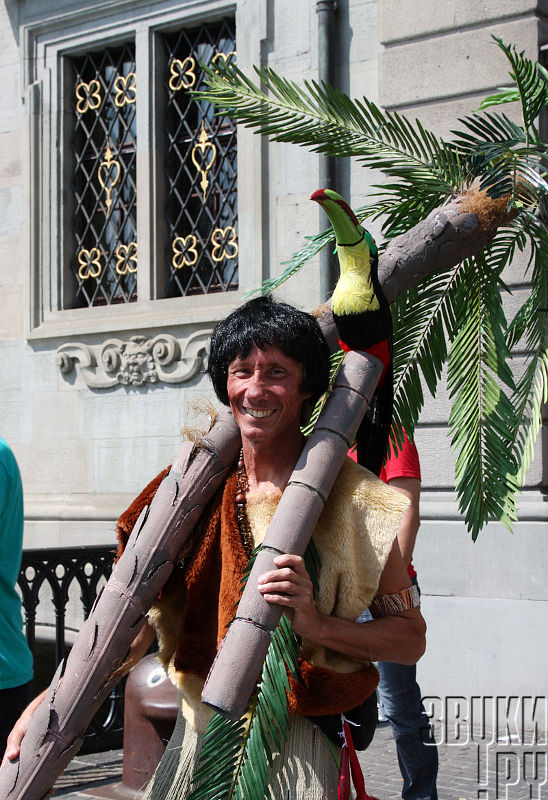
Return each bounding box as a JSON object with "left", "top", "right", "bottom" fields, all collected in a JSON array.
[{"left": 1, "top": 0, "right": 547, "bottom": 726}]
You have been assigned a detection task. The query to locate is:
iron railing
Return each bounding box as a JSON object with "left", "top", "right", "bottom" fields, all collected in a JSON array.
[{"left": 18, "top": 545, "right": 124, "bottom": 752}]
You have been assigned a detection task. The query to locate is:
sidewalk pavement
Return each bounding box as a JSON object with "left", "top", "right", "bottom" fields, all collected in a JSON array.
[{"left": 52, "top": 722, "right": 543, "bottom": 799}]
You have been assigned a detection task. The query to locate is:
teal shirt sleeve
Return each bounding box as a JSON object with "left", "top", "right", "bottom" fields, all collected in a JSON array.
[{"left": 0, "top": 438, "right": 33, "bottom": 689}]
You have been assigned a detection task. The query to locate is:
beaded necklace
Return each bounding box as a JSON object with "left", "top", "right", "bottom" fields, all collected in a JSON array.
[{"left": 235, "top": 449, "right": 254, "bottom": 556}]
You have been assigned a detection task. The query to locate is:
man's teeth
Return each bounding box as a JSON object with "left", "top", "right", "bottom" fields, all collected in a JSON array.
[{"left": 245, "top": 408, "right": 274, "bottom": 418}]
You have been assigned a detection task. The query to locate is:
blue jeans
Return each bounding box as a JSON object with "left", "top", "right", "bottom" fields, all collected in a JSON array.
[
  {"left": 377, "top": 659, "right": 438, "bottom": 800},
  {"left": 361, "top": 579, "right": 438, "bottom": 800}
]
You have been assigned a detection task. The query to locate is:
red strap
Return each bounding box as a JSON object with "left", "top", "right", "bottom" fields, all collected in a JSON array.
[
  {"left": 342, "top": 719, "right": 381, "bottom": 800},
  {"left": 338, "top": 739, "right": 350, "bottom": 800}
]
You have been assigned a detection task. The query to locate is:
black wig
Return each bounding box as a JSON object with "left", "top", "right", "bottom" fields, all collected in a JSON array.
[{"left": 208, "top": 296, "right": 330, "bottom": 406}]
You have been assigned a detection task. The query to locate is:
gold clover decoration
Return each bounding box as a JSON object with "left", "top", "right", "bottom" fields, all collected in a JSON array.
[
  {"left": 172, "top": 235, "right": 199, "bottom": 269},
  {"left": 77, "top": 248, "right": 102, "bottom": 280},
  {"left": 211, "top": 227, "right": 238, "bottom": 263},
  {"left": 114, "top": 72, "right": 137, "bottom": 108},
  {"left": 115, "top": 242, "right": 138, "bottom": 275},
  {"left": 168, "top": 56, "right": 196, "bottom": 91},
  {"left": 75, "top": 80, "right": 102, "bottom": 114}
]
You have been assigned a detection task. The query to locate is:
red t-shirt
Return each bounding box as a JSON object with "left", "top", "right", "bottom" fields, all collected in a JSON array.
[{"left": 348, "top": 433, "right": 421, "bottom": 579}]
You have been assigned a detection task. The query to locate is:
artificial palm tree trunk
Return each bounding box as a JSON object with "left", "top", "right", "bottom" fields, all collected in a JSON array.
[
  {"left": 202, "top": 349, "right": 383, "bottom": 720},
  {"left": 0, "top": 408, "right": 240, "bottom": 800},
  {"left": 379, "top": 190, "right": 507, "bottom": 303}
]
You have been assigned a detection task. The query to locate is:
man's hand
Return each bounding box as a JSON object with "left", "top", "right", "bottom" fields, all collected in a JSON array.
[
  {"left": 258, "top": 554, "right": 322, "bottom": 639},
  {"left": 1, "top": 689, "right": 47, "bottom": 768}
]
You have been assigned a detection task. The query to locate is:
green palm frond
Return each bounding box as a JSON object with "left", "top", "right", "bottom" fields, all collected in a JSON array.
[
  {"left": 189, "top": 544, "right": 320, "bottom": 800},
  {"left": 478, "top": 153, "right": 548, "bottom": 206},
  {"left": 390, "top": 266, "right": 460, "bottom": 449},
  {"left": 451, "top": 111, "right": 526, "bottom": 153},
  {"left": 483, "top": 37, "right": 547, "bottom": 132},
  {"left": 199, "top": 37, "right": 547, "bottom": 537},
  {"left": 195, "top": 63, "right": 465, "bottom": 193},
  {"left": 506, "top": 217, "right": 548, "bottom": 482},
  {"left": 244, "top": 226, "right": 335, "bottom": 297},
  {"left": 447, "top": 254, "right": 519, "bottom": 539},
  {"left": 479, "top": 87, "right": 521, "bottom": 110},
  {"left": 188, "top": 615, "right": 298, "bottom": 800}
]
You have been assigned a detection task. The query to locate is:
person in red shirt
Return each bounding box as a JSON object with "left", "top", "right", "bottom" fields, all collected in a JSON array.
[
  {"left": 352, "top": 433, "right": 438, "bottom": 800},
  {"left": 379, "top": 433, "right": 421, "bottom": 582}
]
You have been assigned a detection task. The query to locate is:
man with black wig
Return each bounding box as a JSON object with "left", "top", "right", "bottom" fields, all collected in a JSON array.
[{"left": 5, "top": 296, "right": 425, "bottom": 799}]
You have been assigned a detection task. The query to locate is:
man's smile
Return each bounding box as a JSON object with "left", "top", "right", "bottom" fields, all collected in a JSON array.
[{"left": 244, "top": 407, "right": 276, "bottom": 419}]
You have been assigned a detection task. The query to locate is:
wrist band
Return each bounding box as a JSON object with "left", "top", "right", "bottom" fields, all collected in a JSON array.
[{"left": 369, "top": 584, "right": 420, "bottom": 618}]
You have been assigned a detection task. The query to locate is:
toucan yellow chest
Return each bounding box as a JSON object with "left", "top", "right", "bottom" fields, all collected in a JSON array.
[{"left": 331, "top": 247, "right": 380, "bottom": 315}]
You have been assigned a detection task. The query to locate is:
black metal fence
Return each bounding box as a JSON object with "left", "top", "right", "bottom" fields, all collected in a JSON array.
[{"left": 18, "top": 545, "right": 124, "bottom": 752}]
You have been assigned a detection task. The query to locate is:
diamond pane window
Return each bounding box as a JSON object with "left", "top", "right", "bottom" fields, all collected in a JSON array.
[
  {"left": 163, "top": 19, "right": 238, "bottom": 297},
  {"left": 69, "top": 45, "right": 137, "bottom": 308}
]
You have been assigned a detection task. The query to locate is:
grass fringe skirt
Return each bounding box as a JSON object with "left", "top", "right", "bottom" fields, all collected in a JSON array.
[{"left": 141, "top": 705, "right": 340, "bottom": 800}]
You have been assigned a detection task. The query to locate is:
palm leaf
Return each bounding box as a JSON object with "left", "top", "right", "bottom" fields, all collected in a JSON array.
[
  {"left": 301, "top": 347, "right": 346, "bottom": 437},
  {"left": 505, "top": 216, "right": 548, "bottom": 482},
  {"left": 447, "top": 254, "right": 519, "bottom": 539},
  {"left": 488, "top": 37, "right": 547, "bottom": 132},
  {"left": 195, "top": 62, "right": 465, "bottom": 193},
  {"left": 390, "top": 266, "right": 461, "bottom": 450},
  {"left": 244, "top": 226, "right": 335, "bottom": 297},
  {"left": 479, "top": 87, "right": 521, "bottom": 110}
]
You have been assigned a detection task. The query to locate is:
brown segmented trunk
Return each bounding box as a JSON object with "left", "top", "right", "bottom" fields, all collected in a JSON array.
[{"left": 0, "top": 408, "right": 240, "bottom": 800}]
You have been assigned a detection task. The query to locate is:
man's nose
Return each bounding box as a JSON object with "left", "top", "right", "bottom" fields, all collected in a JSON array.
[{"left": 246, "top": 369, "right": 266, "bottom": 396}]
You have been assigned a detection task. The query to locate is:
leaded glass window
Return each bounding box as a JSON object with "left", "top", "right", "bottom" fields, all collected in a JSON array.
[
  {"left": 163, "top": 19, "right": 238, "bottom": 297},
  {"left": 70, "top": 45, "right": 137, "bottom": 308}
]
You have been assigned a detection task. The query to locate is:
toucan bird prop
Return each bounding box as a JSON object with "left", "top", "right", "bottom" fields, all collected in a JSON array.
[{"left": 311, "top": 188, "right": 393, "bottom": 476}]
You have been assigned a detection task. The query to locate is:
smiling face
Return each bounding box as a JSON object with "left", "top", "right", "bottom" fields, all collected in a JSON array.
[{"left": 227, "top": 345, "right": 310, "bottom": 448}]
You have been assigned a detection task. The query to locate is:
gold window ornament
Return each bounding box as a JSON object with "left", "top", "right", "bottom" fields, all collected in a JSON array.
[
  {"left": 191, "top": 122, "right": 217, "bottom": 201},
  {"left": 75, "top": 80, "right": 102, "bottom": 114},
  {"left": 172, "top": 235, "right": 198, "bottom": 268},
  {"left": 113, "top": 72, "right": 137, "bottom": 107},
  {"left": 77, "top": 248, "right": 103, "bottom": 280},
  {"left": 98, "top": 145, "right": 121, "bottom": 214},
  {"left": 168, "top": 56, "right": 196, "bottom": 91},
  {"left": 115, "top": 242, "right": 138, "bottom": 275},
  {"left": 211, "top": 51, "right": 237, "bottom": 67},
  {"left": 211, "top": 227, "right": 238, "bottom": 263}
]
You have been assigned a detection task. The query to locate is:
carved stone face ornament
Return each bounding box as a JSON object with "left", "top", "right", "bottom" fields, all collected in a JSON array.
[{"left": 118, "top": 336, "right": 157, "bottom": 386}]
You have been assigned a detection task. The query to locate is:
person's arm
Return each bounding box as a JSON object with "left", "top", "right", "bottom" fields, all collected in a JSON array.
[
  {"left": 2, "top": 689, "right": 48, "bottom": 767},
  {"left": 258, "top": 540, "right": 426, "bottom": 666},
  {"left": 387, "top": 476, "right": 421, "bottom": 566},
  {"left": 1, "top": 620, "right": 156, "bottom": 767}
]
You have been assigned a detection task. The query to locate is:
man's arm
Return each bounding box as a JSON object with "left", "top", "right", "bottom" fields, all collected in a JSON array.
[
  {"left": 259, "top": 539, "right": 426, "bottom": 666},
  {"left": 387, "top": 476, "right": 421, "bottom": 567},
  {"left": 1, "top": 621, "right": 156, "bottom": 767}
]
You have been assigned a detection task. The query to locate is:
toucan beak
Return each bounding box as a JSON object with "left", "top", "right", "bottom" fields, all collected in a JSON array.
[{"left": 310, "top": 188, "right": 363, "bottom": 247}]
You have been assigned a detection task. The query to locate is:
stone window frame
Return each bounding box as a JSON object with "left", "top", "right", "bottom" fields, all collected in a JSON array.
[{"left": 22, "top": 0, "right": 266, "bottom": 342}]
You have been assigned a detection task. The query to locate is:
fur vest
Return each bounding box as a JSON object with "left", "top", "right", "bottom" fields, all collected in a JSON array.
[{"left": 117, "top": 457, "right": 408, "bottom": 732}]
